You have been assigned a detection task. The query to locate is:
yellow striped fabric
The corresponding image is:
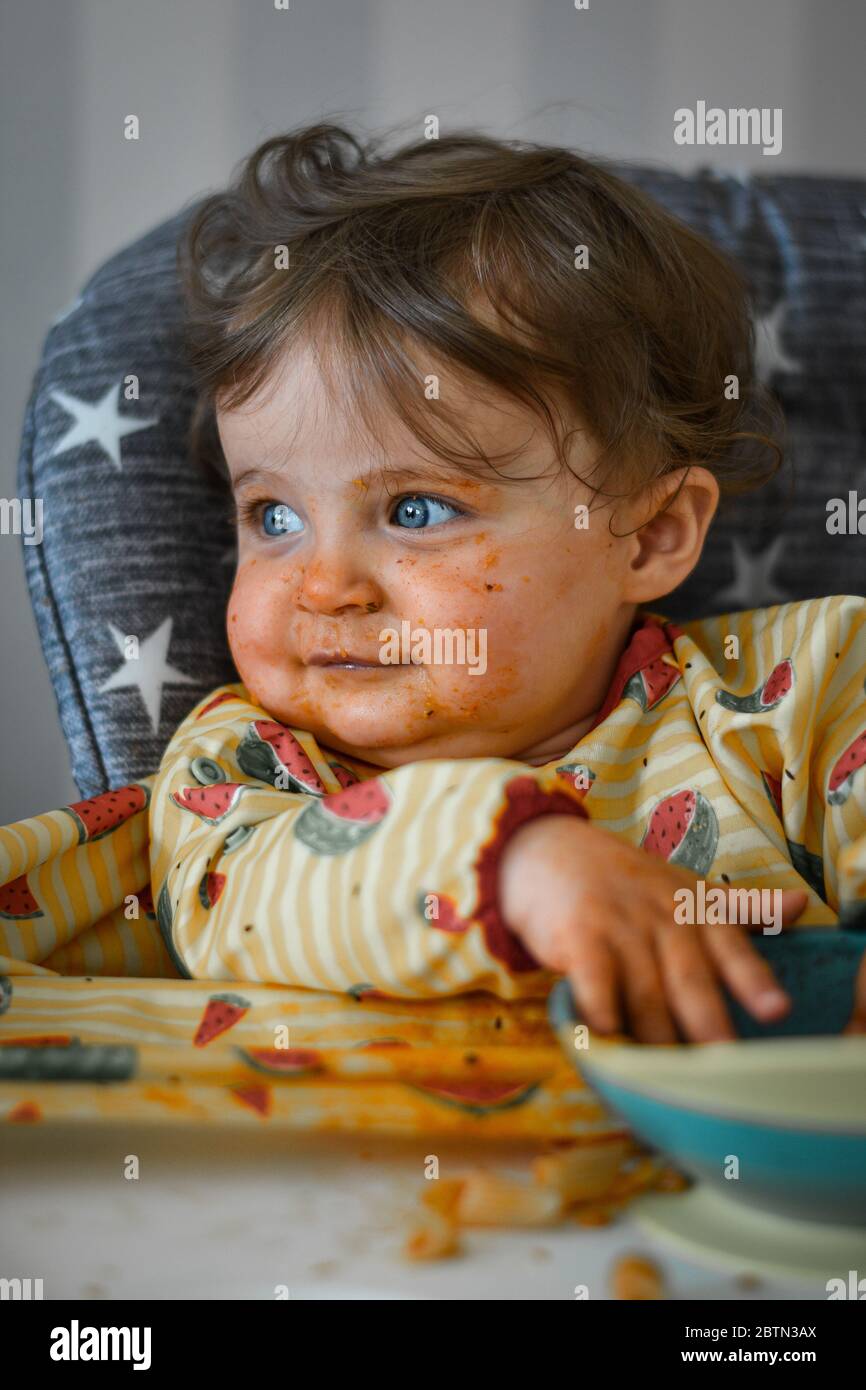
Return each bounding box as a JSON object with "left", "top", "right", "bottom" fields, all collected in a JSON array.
[{"left": 0, "top": 598, "right": 863, "bottom": 1136}]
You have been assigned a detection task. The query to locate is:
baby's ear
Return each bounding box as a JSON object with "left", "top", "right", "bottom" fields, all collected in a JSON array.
[{"left": 623, "top": 466, "right": 719, "bottom": 603}]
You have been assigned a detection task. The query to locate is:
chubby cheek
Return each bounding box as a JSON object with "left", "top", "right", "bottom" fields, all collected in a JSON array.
[
  {"left": 226, "top": 562, "right": 297, "bottom": 707},
  {"left": 393, "top": 549, "right": 537, "bottom": 716},
  {"left": 415, "top": 528, "right": 619, "bottom": 714}
]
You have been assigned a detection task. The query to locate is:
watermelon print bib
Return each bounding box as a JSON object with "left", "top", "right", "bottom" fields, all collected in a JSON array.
[{"left": 1, "top": 597, "right": 864, "bottom": 1001}]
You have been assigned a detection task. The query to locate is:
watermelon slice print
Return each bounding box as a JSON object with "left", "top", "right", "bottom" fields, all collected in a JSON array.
[
  {"left": 409, "top": 1078, "right": 541, "bottom": 1117},
  {"left": 189, "top": 757, "right": 228, "bottom": 787},
  {"left": 222, "top": 823, "right": 256, "bottom": 854},
  {"left": 198, "top": 871, "right": 227, "bottom": 909},
  {"left": 156, "top": 880, "right": 191, "bottom": 978},
  {"left": 171, "top": 783, "right": 245, "bottom": 823},
  {"left": 236, "top": 1046, "right": 323, "bottom": 1077},
  {"left": 623, "top": 656, "right": 681, "bottom": 712},
  {"left": 347, "top": 983, "right": 392, "bottom": 1002},
  {"left": 0, "top": 874, "right": 43, "bottom": 921},
  {"left": 195, "top": 691, "right": 237, "bottom": 719},
  {"left": 230, "top": 1085, "right": 272, "bottom": 1117},
  {"left": 761, "top": 770, "right": 784, "bottom": 820},
  {"left": 329, "top": 762, "right": 359, "bottom": 789},
  {"left": 62, "top": 783, "right": 150, "bottom": 844},
  {"left": 761, "top": 771, "right": 821, "bottom": 897},
  {"left": 193, "top": 992, "right": 252, "bottom": 1047},
  {"left": 786, "top": 841, "right": 826, "bottom": 901},
  {"left": 0, "top": 1039, "right": 136, "bottom": 1082},
  {"left": 237, "top": 720, "right": 327, "bottom": 794},
  {"left": 716, "top": 658, "right": 794, "bottom": 714},
  {"left": 640, "top": 788, "right": 719, "bottom": 877},
  {"left": 417, "top": 892, "right": 471, "bottom": 932},
  {"left": 837, "top": 899, "right": 866, "bottom": 928},
  {"left": 828, "top": 704, "right": 866, "bottom": 806},
  {"left": 294, "top": 778, "right": 391, "bottom": 854},
  {"left": 555, "top": 763, "right": 596, "bottom": 793}
]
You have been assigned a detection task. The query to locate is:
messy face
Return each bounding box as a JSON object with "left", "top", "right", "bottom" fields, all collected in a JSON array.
[{"left": 218, "top": 340, "right": 641, "bottom": 767}]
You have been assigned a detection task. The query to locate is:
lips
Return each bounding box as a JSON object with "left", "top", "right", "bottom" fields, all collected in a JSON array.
[{"left": 305, "top": 650, "right": 384, "bottom": 668}]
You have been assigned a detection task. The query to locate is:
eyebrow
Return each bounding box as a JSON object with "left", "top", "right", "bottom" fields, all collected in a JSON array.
[
  {"left": 365, "top": 463, "right": 482, "bottom": 489},
  {"left": 229, "top": 462, "right": 290, "bottom": 492},
  {"left": 229, "top": 459, "right": 491, "bottom": 494}
]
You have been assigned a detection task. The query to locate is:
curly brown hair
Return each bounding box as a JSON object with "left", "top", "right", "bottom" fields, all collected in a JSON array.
[{"left": 178, "top": 121, "right": 782, "bottom": 514}]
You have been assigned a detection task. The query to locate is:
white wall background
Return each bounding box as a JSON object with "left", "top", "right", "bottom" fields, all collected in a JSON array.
[{"left": 1, "top": 0, "right": 864, "bottom": 821}]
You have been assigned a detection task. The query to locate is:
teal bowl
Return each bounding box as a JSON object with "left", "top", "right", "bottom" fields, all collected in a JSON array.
[{"left": 548, "top": 930, "right": 866, "bottom": 1226}]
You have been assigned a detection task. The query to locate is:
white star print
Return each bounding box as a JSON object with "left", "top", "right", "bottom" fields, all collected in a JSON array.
[
  {"left": 754, "top": 300, "right": 800, "bottom": 384},
  {"left": 49, "top": 383, "right": 159, "bottom": 470},
  {"left": 716, "top": 536, "right": 788, "bottom": 610},
  {"left": 99, "top": 617, "right": 195, "bottom": 733}
]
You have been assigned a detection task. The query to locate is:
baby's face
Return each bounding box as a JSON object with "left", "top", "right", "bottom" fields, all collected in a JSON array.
[{"left": 218, "top": 341, "right": 642, "bottom": 767}]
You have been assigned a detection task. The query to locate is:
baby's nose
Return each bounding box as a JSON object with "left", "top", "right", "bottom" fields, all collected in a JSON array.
[{"left": 293, "top": 556, "right": 384, "bottom": 617}]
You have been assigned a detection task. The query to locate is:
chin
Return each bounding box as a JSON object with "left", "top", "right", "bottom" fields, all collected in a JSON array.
[{"left": 299, "top": 709, "right": 416, "bottom": 756}]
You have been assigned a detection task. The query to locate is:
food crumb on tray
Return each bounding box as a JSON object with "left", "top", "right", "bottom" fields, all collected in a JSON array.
[{"left": 401, "top": 1142, "right": 689, "bottom": 1262}]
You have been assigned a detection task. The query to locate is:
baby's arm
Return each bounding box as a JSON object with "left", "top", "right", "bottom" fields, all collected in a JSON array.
[{"left": 149, "top": 687, "right": 588, "bottom": 998}]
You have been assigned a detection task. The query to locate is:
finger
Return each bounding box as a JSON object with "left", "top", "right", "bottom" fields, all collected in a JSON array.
[
  {"left": 779, "top": 889, "right": 808, "bottom": 924},
  {"left": 844, "top": 954, "right": 866, "bottom": 1035},
  {"left": 736, "top": 888, "right": 808, "bottom": 931},
  {"left": 612, "top": 937, "right": 678, "bottom": 1043},
  {"left": 656, "top": 926, "right": 736, "bottom": 1043},
  {"left": 701, "top": 922, "right": 791, "bottom": 1023},
  {"left": 566, "top": 934, "right": 622, "bottom": 1035}
]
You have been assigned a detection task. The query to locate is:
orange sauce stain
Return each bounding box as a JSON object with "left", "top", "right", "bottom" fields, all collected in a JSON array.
[
  {"left": 7, "top": 1101, "right": 41, "bottom": 1123},
  {"left": 0, "top": 1035, "right": 71, "bottom": 1047},
  {"left": 142, "top": 1086, "right": 194, "bottom": 1112}
]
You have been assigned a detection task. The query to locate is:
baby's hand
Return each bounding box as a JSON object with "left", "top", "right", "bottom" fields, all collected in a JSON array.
[{"left": 499, "top": 815, "right": 807, "bottom": 1044}]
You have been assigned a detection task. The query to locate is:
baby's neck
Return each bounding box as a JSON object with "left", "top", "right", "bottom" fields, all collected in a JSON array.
[{"left": 516, "top": 710, "right": 598, "bottom": 767}]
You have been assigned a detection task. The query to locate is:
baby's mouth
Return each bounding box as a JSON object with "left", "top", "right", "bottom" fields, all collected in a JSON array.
[{"left": 305, "top": 649, "right": 391, "bottom": 670}]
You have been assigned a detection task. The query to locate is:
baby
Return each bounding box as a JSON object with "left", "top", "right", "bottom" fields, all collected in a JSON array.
[{"left": 143, "top": 123, "right": 866, "bottom": 1043}]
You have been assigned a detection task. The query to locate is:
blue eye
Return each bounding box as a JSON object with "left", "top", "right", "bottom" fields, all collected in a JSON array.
[
  {"left": 262, "top": 503, "right": 303, "bottom": 537},
  {"left": 391, "top": 495, "right": 461, "bottom": 529}
]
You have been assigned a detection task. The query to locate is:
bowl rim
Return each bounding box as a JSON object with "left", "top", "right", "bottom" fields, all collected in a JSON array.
[{"left": 547, "top": 976, "right": 866, "bottom": 1132}]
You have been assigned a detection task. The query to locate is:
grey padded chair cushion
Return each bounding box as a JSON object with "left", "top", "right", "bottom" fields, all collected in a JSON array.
[
  {"left": 18, "top": 171, "right": 866, "bottom": 798},
  {"left": 19, "top": 207, "right": 236, "bottom": 798}
]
